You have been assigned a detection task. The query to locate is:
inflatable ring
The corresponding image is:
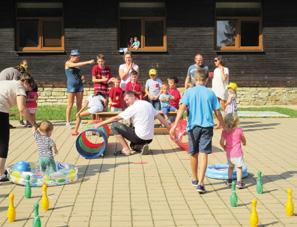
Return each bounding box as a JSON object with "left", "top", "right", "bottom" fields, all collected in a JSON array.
[
  {"left": 7, "top": 161, "right": 78, "bottom": 187},
  {"left": 170, "top": 119, "right": 188, "bottom": 151},
  {"left": 206, "top": 164, "right": 248, "bottom": 180}
]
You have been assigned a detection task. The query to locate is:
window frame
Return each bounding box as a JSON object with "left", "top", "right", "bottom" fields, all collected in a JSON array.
[
  {"left": 215, "top": 16, "right": 263, "bottom": 52},
  {"left": 119, "top": 17, "right": 167, "bottom": 52},
  {"left": 16, "top": 17, "right": 64, "bottom": 52}
]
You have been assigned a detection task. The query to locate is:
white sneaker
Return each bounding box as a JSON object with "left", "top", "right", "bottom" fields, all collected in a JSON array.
[{"left": 65, "top": 122, "right": 71, "bottom": 128}]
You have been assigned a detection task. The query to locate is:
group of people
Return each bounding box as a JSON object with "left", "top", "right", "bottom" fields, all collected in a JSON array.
[{"left": 0, "top": 51, "right": 246, "bottom": 195}]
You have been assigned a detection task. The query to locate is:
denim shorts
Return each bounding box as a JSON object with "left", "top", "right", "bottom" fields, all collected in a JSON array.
[
  {"left": 161, "top": 106, "right": 176, "bottom": 115},
  {"left": 188, "top": 126, "right": 213, "bottom": 155},
  {"left": 67, "top": 82, "right": 84, "bottom": 93}
]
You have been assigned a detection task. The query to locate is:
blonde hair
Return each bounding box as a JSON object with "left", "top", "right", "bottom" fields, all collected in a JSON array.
[
  {"left": 224, "top": 113, "right": 239, "bottom": 129},
  {"left": 38, "top": 120, "right": 54, "bottom": 134}
]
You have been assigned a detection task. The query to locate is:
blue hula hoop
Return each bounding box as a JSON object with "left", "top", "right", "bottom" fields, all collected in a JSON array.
[
  {"left": 206, "top": 164, "right": 248, "bottom": 180},
  {"left": 75, "top": 128, "right": 108, "bottom": 159}
]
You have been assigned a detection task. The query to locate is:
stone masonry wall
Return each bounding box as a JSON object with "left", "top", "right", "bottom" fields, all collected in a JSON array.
[{"left": 37, "top": 87, "right": 297, "bottom": 106}]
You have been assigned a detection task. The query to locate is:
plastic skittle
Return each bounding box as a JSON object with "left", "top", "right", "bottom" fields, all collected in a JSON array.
[
  {"left": 256, "top": 171, "right": 263, "bottom": 194},
  {"left": 33, "top": 202, "right": 41, "bottom": 227},
  {"left": 41, "top": 183, "right": 49, "bottom": 211},
  {"left": 24, "top": 175, "right": 32, "bottom": 198},
  {"left": 230, "top": 181, "right": 238, "bottom": 207},
  {"left": 7, "top": 193, "right": 16, "bottom": 223},
  {"left": 250, "top": 199, "right": 259, "bottom": 227},
  {"left": 285, "top": 188, "right": 294, "bottom": 217}
]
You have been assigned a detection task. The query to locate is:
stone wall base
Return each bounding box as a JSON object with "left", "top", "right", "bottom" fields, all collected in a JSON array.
[{"left": 37, "top": 87, "right": 297, "bottom": 106}]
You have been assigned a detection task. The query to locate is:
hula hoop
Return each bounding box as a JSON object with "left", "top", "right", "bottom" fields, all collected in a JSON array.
[
  {"left": 206, "top": 164, "right": 248, "bottom": 180},
  {"left": 7, "top": 161, "right": 78, "bottom": 187},
  {"left": 76, "top": 128, "right": 108, "bottom": 159}
]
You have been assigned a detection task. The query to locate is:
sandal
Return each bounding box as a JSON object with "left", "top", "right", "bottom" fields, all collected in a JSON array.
[{"left": 114, "top": 149, "right": 131, "bottom": 156}]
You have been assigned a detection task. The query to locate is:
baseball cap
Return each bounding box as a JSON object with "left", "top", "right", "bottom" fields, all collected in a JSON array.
[
  {"left": 70, "top": 49, "right": 80, "bottom": 56},
  {"left": 227, "top": 82, "right": 238, "bottom": 91},
  {"left": 149, "top": 68, "right": 157, "bottom": 76}
]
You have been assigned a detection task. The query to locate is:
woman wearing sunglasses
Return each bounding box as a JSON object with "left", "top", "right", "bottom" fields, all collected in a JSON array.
[{"left": 212, "top": 56, "right": 229, "bottom": 113}]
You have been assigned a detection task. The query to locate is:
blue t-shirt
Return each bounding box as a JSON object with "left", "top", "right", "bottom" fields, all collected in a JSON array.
[
  {"left": 186, "top": 64, "right": 209, "bottom": 86},
  {"left": 145, "top": 78, "right": 162, "bottom": 97},
  {"left": 181, "top": 85, "right": 220, "bottom": 130},
  {"left": 159, "top": 93, "right": 173, "bottom": 108}
]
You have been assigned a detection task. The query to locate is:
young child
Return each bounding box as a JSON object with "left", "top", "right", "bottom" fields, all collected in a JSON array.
[
  {"left": 25, "top": 82, "right": 38, "bottom": 127},
  {"left": 220, "top": 113, "right": 247, "bottom": 189},
  {"left": 131, "top": 36, "right": 140, "bottom": 50},
  {"left": 125, "top": 70, "right": 143, "bottom": 99},
  {"left": 159, "top": 84, "right": 176, "bottom": 121},
  {"left": 109, "top": 78, "right": 124, "bottom": 112},
  {"left": 145, "top": 68, "right": 162, "bottom": 110},
  {"left": 72, "top": 92, "right": 107, "bottom": 135},
  {"left": 167, "top": 77, "right": 181, "bottom": 110},
  {"left": 225, "top": 82, "right": 238, "bottom": 115},
  {"left": 33, "top": 121, "right": 58, "bottom": 174}
]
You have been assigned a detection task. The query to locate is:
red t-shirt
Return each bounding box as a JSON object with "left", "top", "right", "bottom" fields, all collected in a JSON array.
[
  {"left": 125, "top": 81, "right": 142, "bottom": 99},
  {"left": 169, "top": 88, "right": 181, "bottom": 109},
  {"left": 109, "top": 87, "right": 123, "bottom": 108},
  {"left": 26, "top": 91, "right": 38, "bottom": 109},
  {"left": 92, "top": 65, "right": 112, "bottom": 94}
]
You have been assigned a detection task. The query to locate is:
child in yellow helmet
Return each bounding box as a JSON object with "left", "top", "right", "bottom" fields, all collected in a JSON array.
[{"left": 145, "top": 68, "right": 162, "bottom": 110}]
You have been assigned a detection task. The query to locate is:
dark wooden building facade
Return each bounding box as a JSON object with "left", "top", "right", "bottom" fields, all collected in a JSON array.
[{"left": 0, "top": 0, "right": 297, "bottom": 87}]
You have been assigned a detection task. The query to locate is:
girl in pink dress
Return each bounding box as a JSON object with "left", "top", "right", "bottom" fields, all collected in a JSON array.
[
  {"left": 220, "top": 113, "right": 247, "bottom": 189},
  {"left": 25, "top": 83, "right": 38, "bottom": 127}
]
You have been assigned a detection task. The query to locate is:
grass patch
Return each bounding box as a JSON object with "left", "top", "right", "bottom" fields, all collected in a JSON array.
[{"left": 238, "top": 107, "right": 297, "bottom": 118}]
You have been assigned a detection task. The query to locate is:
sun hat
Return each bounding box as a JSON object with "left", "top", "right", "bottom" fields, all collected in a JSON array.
[
  {"left": 149, "top": 68, "right": 157, "bottom": 76},
  {"left": 70, "top": 49, "right": 80, "bottom": 56},
  {"left": 227, "top": 82, "right": 238, "bottom": 91}
]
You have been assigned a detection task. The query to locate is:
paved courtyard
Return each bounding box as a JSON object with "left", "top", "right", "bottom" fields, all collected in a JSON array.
[{"left": 1, "top": 118, "right": 297, "bottom": 227}]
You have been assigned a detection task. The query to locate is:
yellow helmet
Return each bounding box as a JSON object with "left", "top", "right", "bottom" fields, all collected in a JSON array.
[
  {"left": 227, "top": 82, "right": 238, "bottom": 91},
  {"left": 149, "top": 68, "right": 157, "bottom": 76}
]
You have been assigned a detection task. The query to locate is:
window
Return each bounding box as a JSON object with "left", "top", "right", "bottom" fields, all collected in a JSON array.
[
  {"left": 16, "top": 1, "right": 64, "bottom": 52},
  {"left": 216, "top": 1, "right": 263, "bottom": 51},
  {"left": 119, "top": 2, "right": 167, "bottom": 52}
]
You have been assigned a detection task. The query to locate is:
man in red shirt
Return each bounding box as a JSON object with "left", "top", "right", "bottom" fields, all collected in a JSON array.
[
  {"left": 109, "top": 78, "right": 123, "bottom": 112},
  {"left": 125, "top": 70, "right": 143, "bottom": 99},
  {"left": 168, "top": 77, "right": 181, "bottom": 109},
  {"left": 92, "top": 54, "right": 113, "bottom": 97}
]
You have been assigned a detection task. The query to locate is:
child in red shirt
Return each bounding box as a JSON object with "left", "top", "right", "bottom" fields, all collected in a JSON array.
[
  {"left": 109, "top": 78, "right": 123, "bottom": 112},
  {"left": 25, "top": 82, "right": 38, "bottom": 127},
  {"left": 92, "top": 54, "right": 113, "bottom": 97},
  {"left": 167, "top": 77, "right": 181, "bottom": 109},
  {"left": 125, "top": 70, "right": 143, "bottom": 99}
]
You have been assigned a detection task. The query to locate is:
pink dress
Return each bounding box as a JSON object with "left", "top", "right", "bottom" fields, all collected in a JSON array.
[
  {"left": 26, "top": 91, "right": 38, "bottom": 110},
  {"left": 221, "top": 128, "right": 244, "bottom": 158}
]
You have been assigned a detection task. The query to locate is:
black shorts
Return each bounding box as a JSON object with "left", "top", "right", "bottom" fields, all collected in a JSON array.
[
  {"left": 0, "top": 112, "right": 9, "bottom": 158},
  {"left": 111, "top": 122, "right": 152, "bottom": 146}
]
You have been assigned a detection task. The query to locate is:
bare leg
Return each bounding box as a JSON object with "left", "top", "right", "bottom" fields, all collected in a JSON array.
[
  {"left": 115, "top": 134, "right": 130, "bottom": 153},
  {"left": 73, "top": 111, "right": 90, "bottom": 134},
  {"left": 190, "top": 153, "right": 198, "bottom": 181},
  {"left": 66, "top": 93, "right": 75, "bottom": 123},
  {"left": 237, "top": 167, "right": 243, "bottom": 182},
  {"left": 0, "top": 158, "right": 6, "bottom": 176},
  {"left": 198, "top": 153, "right": 208, "bottom": 185},
  {"left": 220, "top": 99, "right": 226, "bottom": 111},
  {"left": 75, "top": 92, "right": 84, "bottom": 114},
  {"left": 228, "top": 166, "right": 234, "bottom": 180}
]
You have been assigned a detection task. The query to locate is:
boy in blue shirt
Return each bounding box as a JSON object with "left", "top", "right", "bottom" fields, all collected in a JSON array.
[{"left": 170, "top": 72, "right": 223, "bottom": 193}]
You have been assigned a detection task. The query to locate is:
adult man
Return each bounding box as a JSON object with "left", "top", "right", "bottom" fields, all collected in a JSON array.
[
  {"left": 0, "top": 74, "right": 37, "bottom": 182},
  {"left": 96, "top": 91, "right": 170, "bottom": 155},
  {"left": 184, "top": 54, "right": 209, "bottom": 89},
  {"left": 170, "top": 72, "right": 224, "bottom": 193}
]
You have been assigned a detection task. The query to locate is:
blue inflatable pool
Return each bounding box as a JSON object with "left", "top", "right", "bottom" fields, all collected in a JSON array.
[{"left": 206, "top": 164, "right": 248, "bottom": 180}]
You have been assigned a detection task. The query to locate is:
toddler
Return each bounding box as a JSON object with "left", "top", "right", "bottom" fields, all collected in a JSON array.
[
  {"left": 220, "top": 113, "right": 246, "bottom": 189},
  {"left": 33, "top": 121, "right": 58, "bottom": 174},
  {"left": 225, "top": 82, "right": 238, "bottom": 115},
  {"left": 159, "top": 84, "right": 176, "bottom": 121},
  {"left": 167, "top": 77, "right": 181, "bottom": 110},
  {"left": 145, "top": 68, "right": 162, "bottom": 110},
  {"left": 72, "top": 91, "right": 107, "bottom": 135},
  {"left": 131, "top": 36, "right": 140, "bottom": 50},
  {"left": 125, "top": 70, "right": 143, "bottom": 99},
  {"left": 109, "top": 78, "right": 124, "bottom": 112},
  {"left": 25, "top": 82, "right": 38, "bottom": 127}
]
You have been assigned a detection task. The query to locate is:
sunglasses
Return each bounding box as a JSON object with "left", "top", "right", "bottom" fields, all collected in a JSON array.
[{"left": 214, "top": 59, "right": 218, "bottom": 62}]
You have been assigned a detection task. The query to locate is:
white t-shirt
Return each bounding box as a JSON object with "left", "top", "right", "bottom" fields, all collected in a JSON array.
[
  {"left": 119, "top": 100, "right": 158, "bottom": 140},
  {"left": 0, "top": 80, "right": 26, "bottom": 113},
  {"left": 87, "top": 94, "right": 104, "bottom": 111},
  {"left": 119, "top": 63, "right": 139, "bottom": 90},
  {"left": 212, "top": 67, "right": 229, "bottom": 100}
]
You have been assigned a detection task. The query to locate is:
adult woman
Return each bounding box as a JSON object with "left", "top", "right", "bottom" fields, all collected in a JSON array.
[
  {"left": 0, "top": 73, "right": 36, "bottom": 182},
  {"left": 119, "top": 52, "right": 139, "bottom": 91},
  {"left": 65, "top": 49, "right": 94, "bottom": 127},
  {"left": 0, "top": 59, "right": 28, "bottom": 81},
  {"left": 212, "top": 56, "right": 229, "bottom": 111}
]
